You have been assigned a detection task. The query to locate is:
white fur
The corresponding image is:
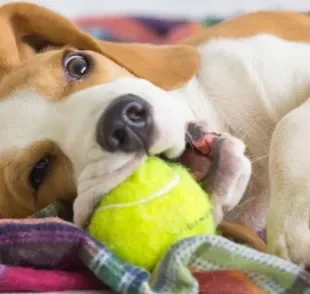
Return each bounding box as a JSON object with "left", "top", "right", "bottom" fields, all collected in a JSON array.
[
  {"left": 179, "top": 34, "right": 310, "bottom": 265},
  {"left": 267, "top": 97, "right": 310, "bottom": 265}
]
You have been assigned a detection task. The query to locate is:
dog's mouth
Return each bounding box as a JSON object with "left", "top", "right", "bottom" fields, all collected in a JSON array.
[
  {"left": 161, "top": 122, "right": 220, "bottom": 183},
  {"left": 75, "top": 121, "right": 230, "bottom": 228}
]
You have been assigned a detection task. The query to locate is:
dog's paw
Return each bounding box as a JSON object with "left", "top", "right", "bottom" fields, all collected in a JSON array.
[
  {"left": 267, "top": 207, "right": 310, "bottom": 266},
  {"left": 205, "top": 132, "right": 252, "bottom": 224}
]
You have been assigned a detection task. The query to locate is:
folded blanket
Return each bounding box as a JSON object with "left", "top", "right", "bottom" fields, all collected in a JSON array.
[
  {"left": 0, "top": 204, "right": 310, "bottom": 293},
  {"left": 0, "top": 15, "right": 309, "bottom": 294}
]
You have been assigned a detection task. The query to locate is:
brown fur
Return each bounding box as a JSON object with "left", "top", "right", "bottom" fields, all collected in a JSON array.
[
  {"left": 219, "top": 221, "right": 267, "bottom": 252},
  {"left": 0, "top": 2, "right": 199, "bottom": 90},
  {"left": 0, "top": 140, "right": 76, "bottom": 218},
  {"left": 0, "top": 48, "right": 134, "bottom": 100},
  {"left": 181, "top": 10, "right": 310, "bottom": 46}
]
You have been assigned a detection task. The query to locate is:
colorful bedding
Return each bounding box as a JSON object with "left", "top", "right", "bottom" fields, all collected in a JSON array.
[
  {"left": 0, "top": 15, "right": 309, "bottom": 294},
  {"left": 0, "top": 201, "right": 310, "bottom": 293}
]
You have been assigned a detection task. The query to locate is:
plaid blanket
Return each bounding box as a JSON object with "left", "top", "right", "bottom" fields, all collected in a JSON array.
[
  {"left": 0, "top": 15, "right": 309, "bottom": 294},
  {"left": 0, "top": 201, "right": 310, "bottom": 293}
]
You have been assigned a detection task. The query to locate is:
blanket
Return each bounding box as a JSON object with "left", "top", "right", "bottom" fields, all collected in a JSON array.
[
  {"left": 0, "top": 15, "right": 309, "bottom": 294},
  {"left": 1, "top": 202, "right": 310, "bottom": 293}
]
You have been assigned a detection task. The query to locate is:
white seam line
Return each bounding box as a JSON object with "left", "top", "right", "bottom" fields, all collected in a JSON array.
[{"left": 97, "top": 172, "right": 181, "bottom": 211}]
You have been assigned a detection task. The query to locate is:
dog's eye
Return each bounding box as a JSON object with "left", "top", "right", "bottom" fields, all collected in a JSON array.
[
  {"left": 30, "top": 157, "right": 50, "bottom": 191},
  {"left": 64, "top": 53, "right": 90, "bottom": 79}
]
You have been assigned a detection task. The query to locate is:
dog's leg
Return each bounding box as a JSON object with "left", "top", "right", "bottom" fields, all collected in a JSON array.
[
  {"left": 182, "top": 123, "right": 252, "bottom": 225},
  {"left": 182, "top": 122, "right": 252, "bottom": 225},
  {"left": 267, "top": 97, "right": 310, "bottom": 265},
  {"left": 206, "top": 132, "right": 252, "bottom": 225}
]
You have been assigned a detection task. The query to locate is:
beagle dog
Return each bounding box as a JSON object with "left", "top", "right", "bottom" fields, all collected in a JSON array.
[{"left": 0, "top": 2, "right": 309, "bottom": 266}]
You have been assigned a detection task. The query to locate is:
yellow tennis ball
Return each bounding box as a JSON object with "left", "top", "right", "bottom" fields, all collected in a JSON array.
[{"left": 88, "top": 156, "right": 215, "bottom": 271}]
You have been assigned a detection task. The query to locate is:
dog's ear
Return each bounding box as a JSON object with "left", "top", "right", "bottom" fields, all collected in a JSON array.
[
  {"left": 96, "top": 41, "right": 201, "bottom": 90},
  {"left": 0, "top": 2, "right": 101, "bottom": 77},
  {"left": 0, "top": 2, "right": 200, "bottom": 89}
]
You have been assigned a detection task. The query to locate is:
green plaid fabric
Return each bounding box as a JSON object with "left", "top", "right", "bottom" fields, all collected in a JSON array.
[{"left": 88, "top": 233, "right": 310, "bottom": 293}]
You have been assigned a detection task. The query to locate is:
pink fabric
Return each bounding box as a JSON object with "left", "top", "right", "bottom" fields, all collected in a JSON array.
[{"left": 0, "top": 266, "right": 102, "bottom": 292}]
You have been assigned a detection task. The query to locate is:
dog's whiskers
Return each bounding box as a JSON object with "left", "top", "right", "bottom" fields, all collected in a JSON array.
[
  {"left": 230, "top": 193, "right": 258, "bottom": 219},
  {"left": 240, "top": 117, "right": 264, "bottom": 140},
  {"left": 250, "top": 154, "right": 269, "bottom": 164},
  {"left": 185, "top": 131, "right": 195, "bottom": 149}
]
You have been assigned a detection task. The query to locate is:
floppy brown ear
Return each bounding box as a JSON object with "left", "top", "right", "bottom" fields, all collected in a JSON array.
[
  {"left": 96, "top": 41, "right": 201, "bottom": 90},
  {"left": 0, "top": 2, "right": 200, "bottom": 89}
]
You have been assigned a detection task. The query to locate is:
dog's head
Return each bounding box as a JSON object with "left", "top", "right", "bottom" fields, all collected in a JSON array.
[{"left": 0, "top": 2, "right": 200, "bottom": 220}]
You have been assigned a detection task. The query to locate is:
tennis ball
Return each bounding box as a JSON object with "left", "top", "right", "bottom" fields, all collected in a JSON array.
[{"left": 88, "top": 156, "right": 215, "bottom": 271}]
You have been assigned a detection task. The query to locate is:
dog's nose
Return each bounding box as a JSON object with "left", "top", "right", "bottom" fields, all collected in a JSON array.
[{"left": 96, "top": 94, "right": 154, "bottom": 153}]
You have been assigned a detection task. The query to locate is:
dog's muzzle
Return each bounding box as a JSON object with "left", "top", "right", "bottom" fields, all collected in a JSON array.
[{"left": 96, "top": 94, "right": 154, "bottom": 153}]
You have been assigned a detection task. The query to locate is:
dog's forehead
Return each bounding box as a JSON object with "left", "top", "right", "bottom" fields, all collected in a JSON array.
[
  {"left": 0, "top": 49, "right": 65, "bottom": 99},
  {"left": 0, "top": 51, "right": 65, "bottom": 154},
  {"left": 0, "top": 49, "right": 63, "bottom": 152}
]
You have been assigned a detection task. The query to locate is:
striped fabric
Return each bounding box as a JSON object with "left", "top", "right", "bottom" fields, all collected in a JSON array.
[{"left": 0, "top": 204, "right": 310, "bottom": 293}]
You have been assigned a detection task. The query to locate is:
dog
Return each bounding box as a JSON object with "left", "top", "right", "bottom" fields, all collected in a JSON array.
[{"left": 0, "top": 2, "right": 310, "bottom": 266}]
